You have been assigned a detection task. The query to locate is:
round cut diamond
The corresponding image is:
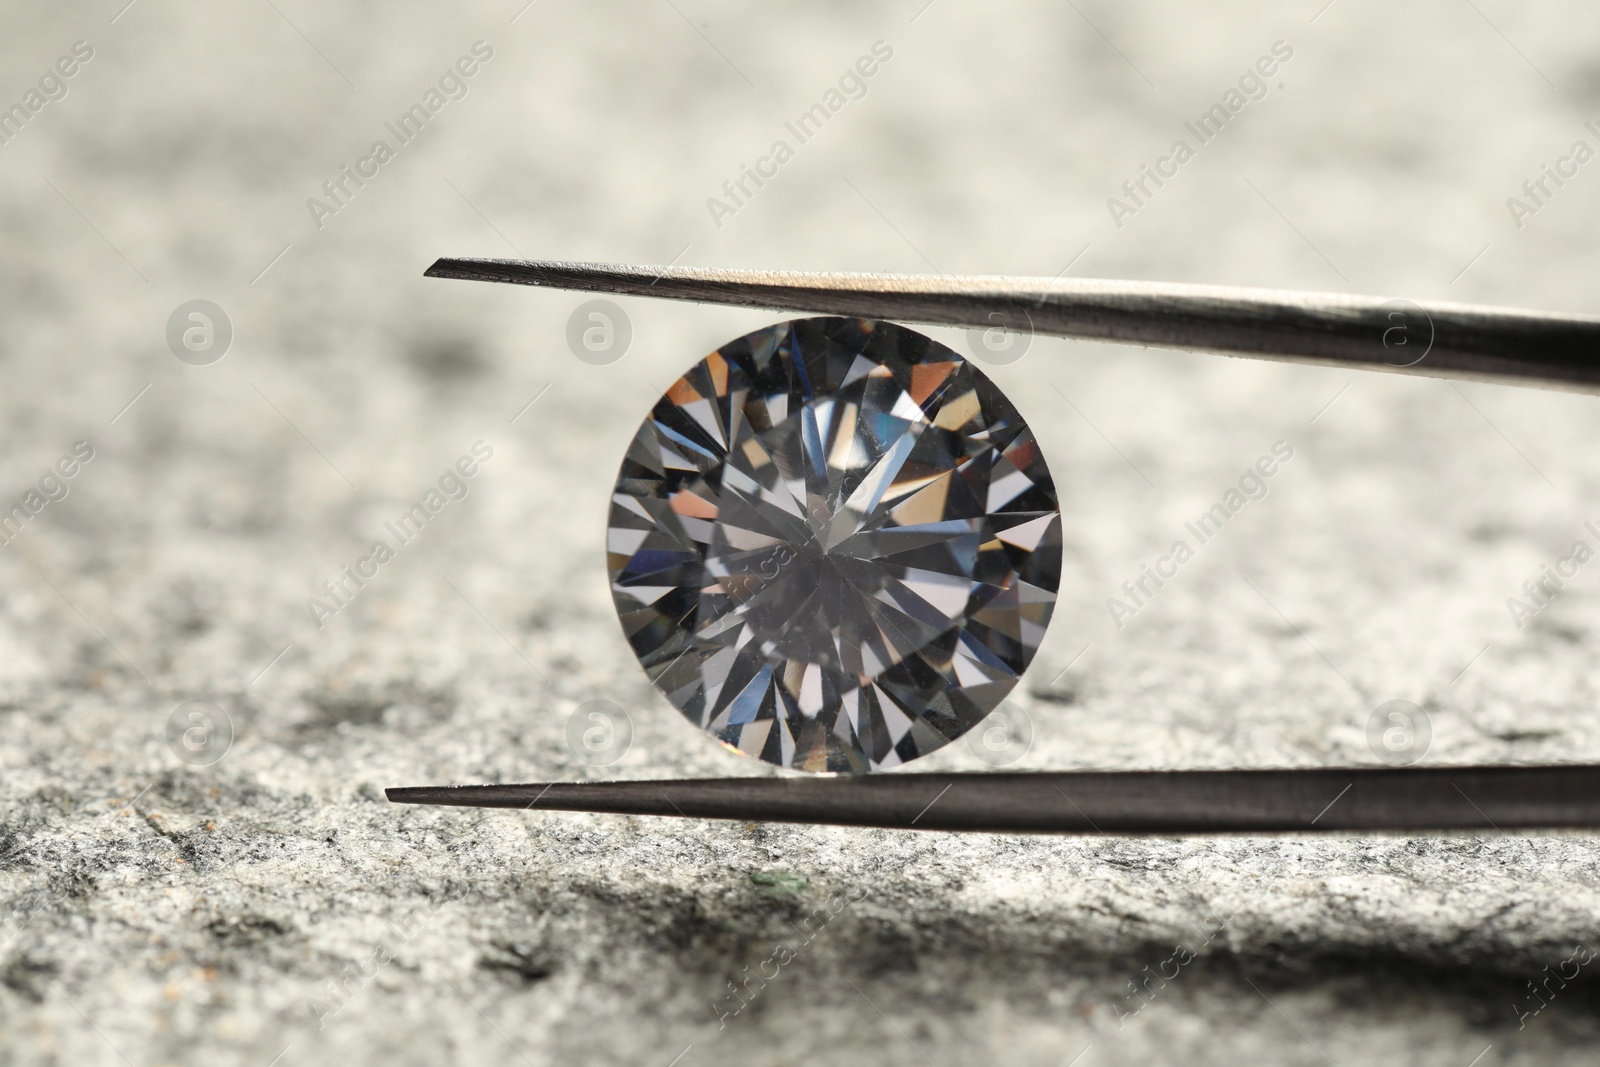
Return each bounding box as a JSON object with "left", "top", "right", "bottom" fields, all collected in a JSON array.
[{"left": 606, "top": 317, "right": 1062, "bottom": 773}]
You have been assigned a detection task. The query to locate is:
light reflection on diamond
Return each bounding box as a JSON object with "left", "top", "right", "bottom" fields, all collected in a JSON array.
[{"left": 606, "top": 317, "right": 1062, "bottom": 773}]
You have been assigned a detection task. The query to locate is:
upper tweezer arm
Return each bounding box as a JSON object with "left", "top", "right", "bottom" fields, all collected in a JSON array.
[{"left": 424, "top": 257, "right": 1600, "bottom": 393}]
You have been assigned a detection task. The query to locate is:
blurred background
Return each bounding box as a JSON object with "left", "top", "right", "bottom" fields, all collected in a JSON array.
[{"left": 3, "top": 1, "right": 1600, "bottom": 1063}]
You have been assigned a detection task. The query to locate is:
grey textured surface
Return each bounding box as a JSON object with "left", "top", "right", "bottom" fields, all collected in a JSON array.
[{"left": 4, "top": 2, "right": 1600, "bottom": 1064}]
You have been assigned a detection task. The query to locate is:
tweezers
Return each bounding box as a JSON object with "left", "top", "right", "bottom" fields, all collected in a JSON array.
[{"left": 388, "top": 258, "right": 1600, "bottom": 835}]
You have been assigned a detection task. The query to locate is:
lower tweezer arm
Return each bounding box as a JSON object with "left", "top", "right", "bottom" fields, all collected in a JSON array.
[
  {"left": 387, "top": 765, "right": 1600, "bottom": 834},
  {"left": 424, "top": 258, "right": 1600, "bottom": 393}
]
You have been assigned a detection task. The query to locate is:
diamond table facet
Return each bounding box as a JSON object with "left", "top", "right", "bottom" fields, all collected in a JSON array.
[{"left": 606, "top": 317, "right": 1062, "bottom": 773}]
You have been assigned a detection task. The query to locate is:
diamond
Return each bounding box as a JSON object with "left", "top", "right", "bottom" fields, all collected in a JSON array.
[{"left": 606, "top": 317, "right": 1062, "bottom": 773}]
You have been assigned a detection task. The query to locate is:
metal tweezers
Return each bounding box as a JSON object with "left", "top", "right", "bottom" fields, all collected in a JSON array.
[{"left": 387, "top": 258, "right": 1600, "bottom": 835}]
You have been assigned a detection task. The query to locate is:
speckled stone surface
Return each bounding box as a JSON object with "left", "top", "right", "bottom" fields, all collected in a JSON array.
[{"left": 4, "top": 2, "right": 1600, "bottom": 1064}]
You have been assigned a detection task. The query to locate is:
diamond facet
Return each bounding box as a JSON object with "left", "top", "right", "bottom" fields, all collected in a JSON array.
[{"left": 606, "top": 317, "right": 1062, "bottom": 773}]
